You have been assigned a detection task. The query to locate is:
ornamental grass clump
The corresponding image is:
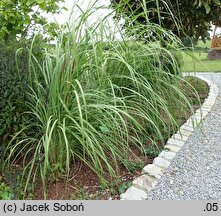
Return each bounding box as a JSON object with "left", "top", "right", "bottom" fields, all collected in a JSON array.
[{"left": 5, "top": 1, "right": 198, "bottom": 197}]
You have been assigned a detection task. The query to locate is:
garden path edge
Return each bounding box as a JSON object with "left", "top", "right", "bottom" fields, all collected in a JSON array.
[{"left": 120, "top": 74, "right": 219, "bottom": 200}]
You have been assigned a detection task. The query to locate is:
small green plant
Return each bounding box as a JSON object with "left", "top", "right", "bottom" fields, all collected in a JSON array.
[
  {"left": 123, "top": 160, "right": 144, "bottom": 173},
  {"left": 50, "top": 163, "right": 65, "bottom": 182},
  {"left": 144, "top": 145, "right": 162, "bottom": 158},
  {"left": 15, "top": 175, "right": 34, "bottom": 200},
  {"left": 70, "top": 187, "right": 100, "bottom": 200},
  {"left": 0, "top": 182, "right": 14, "bottom": 200},
  {"left": 117, "top": 181, "right": 132, "bottom": 194},
  {"left": 104, "top": 179, "right": 132, "bottom": 195}
]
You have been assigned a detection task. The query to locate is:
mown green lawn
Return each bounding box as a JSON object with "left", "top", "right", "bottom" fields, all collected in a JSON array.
[
  {"left": 181, "top": 40, "right": 221, "bottom": 72},
  {"left": 181, "top": 52, "right": 221, "bottom": 72}
]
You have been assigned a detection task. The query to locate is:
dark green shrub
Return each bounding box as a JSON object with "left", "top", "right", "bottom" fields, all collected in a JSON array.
[
  {"left": 0, "top": 42, "right": 29, "bottom": 142},
  {"left": 180, "top": 37, "right": 197, "bottom": 50}
]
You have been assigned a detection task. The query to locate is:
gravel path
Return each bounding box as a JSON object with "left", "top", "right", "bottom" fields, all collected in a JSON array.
[{"left": 146, "top": 72, "right": 221, "bottom": 200}]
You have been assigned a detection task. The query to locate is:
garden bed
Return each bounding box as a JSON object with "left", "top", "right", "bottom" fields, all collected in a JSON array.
[{"left": 0, "top": 76, "right": 209, "bottom": 200}]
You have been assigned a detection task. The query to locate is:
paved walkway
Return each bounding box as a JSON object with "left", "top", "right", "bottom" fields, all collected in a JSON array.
[{"left": 146, "top": 72, "right": 221, "bottom": 200}]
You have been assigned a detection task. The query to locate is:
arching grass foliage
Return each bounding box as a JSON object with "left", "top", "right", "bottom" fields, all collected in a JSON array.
[{"left": 4, "top": 1, "right": 199, "bottom": 198}]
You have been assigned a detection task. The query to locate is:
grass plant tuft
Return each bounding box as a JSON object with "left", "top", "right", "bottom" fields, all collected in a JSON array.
[{"left": 4, "top": 1, "right": 199, "bottom": 197}]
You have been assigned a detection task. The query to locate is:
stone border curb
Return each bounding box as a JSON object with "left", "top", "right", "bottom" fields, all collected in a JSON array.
[{"left": 120, "top": 75, "right": 219, "bottom": 200}]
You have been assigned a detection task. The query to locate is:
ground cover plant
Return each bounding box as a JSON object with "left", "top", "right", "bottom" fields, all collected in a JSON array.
[{"left": 0, "top": 1, "right": 209, "bottom": 199}]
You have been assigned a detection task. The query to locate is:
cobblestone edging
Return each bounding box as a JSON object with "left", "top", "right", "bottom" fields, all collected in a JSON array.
[{"left": 120, "top": 75, "right": 219, "bottom": 200}]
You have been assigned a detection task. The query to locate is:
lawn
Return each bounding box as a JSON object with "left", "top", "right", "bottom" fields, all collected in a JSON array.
[{"left": 181, "top": 40, "right": 221, "bottom": 72}]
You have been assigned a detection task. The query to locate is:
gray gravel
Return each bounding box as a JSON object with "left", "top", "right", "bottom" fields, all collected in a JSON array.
[{"left": 146, "top": 72, "right": 221, "bottom": 200}]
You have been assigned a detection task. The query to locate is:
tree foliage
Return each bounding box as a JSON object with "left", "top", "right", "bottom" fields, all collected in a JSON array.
[
  {"left": 0, "top": 0, "right": 66, "bottom": 42},
  {"left": 111, "top": 0, "right": 221, "bottom": 42}
]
